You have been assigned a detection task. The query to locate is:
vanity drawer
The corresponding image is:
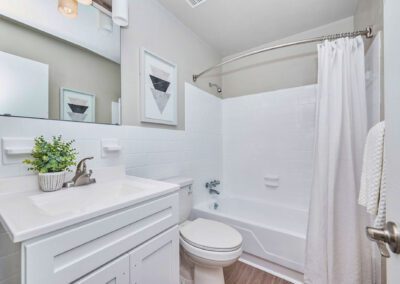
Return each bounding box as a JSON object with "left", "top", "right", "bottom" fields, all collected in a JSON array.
[{"left": 22, "top": 193, "right": 179, "bottom": 284}]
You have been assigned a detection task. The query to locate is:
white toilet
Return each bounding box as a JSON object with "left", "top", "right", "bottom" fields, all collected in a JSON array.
[{"left": 165, "top": 177, "right": 243, "bottom": 284}]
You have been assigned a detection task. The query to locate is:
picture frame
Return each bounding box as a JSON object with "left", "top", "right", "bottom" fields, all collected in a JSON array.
[
  {"left": 140, "top": 48, "right": 178, "bottom": 125},
  {"left": 60, "top": 88, "right": 96, "bottom": 123}
]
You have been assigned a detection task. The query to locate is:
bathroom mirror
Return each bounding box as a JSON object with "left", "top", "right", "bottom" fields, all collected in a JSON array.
[{"left": 0, "top": 1, "right": 121, "bottom": 125}]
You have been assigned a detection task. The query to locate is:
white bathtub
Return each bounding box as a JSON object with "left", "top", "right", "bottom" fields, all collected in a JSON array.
[{"left": 192, "top": 197, "right": 307, "bottom": 274}]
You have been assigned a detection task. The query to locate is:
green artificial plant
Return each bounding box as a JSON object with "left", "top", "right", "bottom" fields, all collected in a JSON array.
[{"left": 23, "top": 136, "right": 78, "bottom": 173}]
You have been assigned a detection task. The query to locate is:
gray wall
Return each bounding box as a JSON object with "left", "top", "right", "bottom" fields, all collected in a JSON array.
[
  {"left": 0, "top": 17, "right": 121, "bottom": 124},
  {"left": 121, "top": 0, "right": 221, "bottom": 130},
  {"left": 354, "top": 0, "right": 384, "bottom": 118},
  {"left": 221, "top": 17, "right": 354, "bottom": 98},
  {"left": 354, "top": 0, "right": 383, "bottom": 45}
]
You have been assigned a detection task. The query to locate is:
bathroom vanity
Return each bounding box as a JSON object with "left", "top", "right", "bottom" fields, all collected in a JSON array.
[{"left": 0, "top": 167, "right": 180, "bottom": 284}]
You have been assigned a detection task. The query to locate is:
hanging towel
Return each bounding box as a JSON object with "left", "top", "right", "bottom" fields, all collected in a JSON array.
[
  {"left": 374, "top": 157, "right": 386, "bottom": 228},
  {"left": 359, "top": 121, "right": 386, "bottom": 228}
]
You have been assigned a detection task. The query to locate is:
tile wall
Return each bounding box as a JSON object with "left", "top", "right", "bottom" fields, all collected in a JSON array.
[{"left": 222, "top": 85, "right": 317, "bottom": 211}]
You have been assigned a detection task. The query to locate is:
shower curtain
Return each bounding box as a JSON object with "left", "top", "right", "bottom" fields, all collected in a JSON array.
[{"left": 304, "top": 36, "right": 373, "bottom": 284}]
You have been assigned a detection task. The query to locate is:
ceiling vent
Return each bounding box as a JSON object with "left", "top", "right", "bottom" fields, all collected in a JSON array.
[{"left": 186, "top": 0, "right": 207, "bottom": 8}]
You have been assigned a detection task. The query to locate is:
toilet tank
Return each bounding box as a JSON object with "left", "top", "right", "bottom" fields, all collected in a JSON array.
[{"left": 163, "top": 177, "right": 193, "bottom": 223}]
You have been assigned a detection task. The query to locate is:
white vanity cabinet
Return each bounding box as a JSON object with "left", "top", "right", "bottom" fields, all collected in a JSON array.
[
  {"left": 0, "top": 170, "right": 180, "bottom": 284},
  {"left": 74, "top": 254, "right": 130, "bottom": 284},
  {"left": 130, "top": 226, "right": 179, "bottom": 284},
  {"left": 21, "top": 193, "right": 179, "bottom": 284},
  {"left": 74, "top": 226, "right": 179, "bottom": 284}
]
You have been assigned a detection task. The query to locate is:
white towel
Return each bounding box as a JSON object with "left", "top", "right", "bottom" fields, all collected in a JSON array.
[{"left": 359, "top": 121, "right": 386, "bottom": 228}]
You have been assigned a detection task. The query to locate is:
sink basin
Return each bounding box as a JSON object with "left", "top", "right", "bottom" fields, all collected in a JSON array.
[
  {"left": 29, "top": 180, "right": 147, "bottom": 216},
  {"left": 0, "top": 167, "right": 179, "bottom": 242}
]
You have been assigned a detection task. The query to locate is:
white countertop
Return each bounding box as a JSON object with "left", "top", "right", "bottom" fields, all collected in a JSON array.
[{"left": 0, "top": 167, "right": 179, "bottom": 243}]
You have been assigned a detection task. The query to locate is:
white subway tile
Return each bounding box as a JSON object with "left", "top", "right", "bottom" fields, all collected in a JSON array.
[{"left": 222, "top": 85, "right": 316, "bottom": 210}]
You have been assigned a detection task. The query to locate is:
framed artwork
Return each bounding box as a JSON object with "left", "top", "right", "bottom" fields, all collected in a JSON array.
[
  {"left": 140, "top": 48, "right": 177, "bottom": 125},
  {"left": 60, "top": 88, "right": 96, "bottom": 123}
]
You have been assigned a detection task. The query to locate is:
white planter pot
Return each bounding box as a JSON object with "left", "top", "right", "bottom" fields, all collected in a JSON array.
[{"left": 38, "top": 172, "right": 66, "bottom": 192}]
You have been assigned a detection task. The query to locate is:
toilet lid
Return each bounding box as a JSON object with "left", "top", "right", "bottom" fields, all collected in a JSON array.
[{"left": 180, "top": 218, "right": 242, "bottom": 252}]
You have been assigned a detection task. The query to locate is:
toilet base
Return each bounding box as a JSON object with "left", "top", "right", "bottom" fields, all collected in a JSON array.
[{"left": 194, "top": 265, "right": 225, "bottom": 284}]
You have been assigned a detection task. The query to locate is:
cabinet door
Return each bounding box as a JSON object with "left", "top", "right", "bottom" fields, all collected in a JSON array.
[
  {"left": 130, "top": 226, "right": 179, "bottom": 284},
  {"left": 74, "top": 254, "right": 129, "bottom": 284}
]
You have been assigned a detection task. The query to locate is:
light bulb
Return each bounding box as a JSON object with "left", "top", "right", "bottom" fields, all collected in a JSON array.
[{"left": 58, "top": 0, "right": 78, "bottom": 18}]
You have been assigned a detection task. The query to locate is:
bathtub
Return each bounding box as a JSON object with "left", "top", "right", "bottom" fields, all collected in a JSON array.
[{"left": 192, "top": 197, "right": 307, "bottom": 274}]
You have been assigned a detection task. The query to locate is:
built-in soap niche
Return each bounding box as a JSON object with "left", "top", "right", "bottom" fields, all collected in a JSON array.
[
  {"left": 101, "top": 138, "right": 123, "bottom": 158},
  {"left": 1, "top": 137, "right": 34, "bottom": 165},
  {"left": 264, "top": 175, "right": 280, "bottom": 189}
]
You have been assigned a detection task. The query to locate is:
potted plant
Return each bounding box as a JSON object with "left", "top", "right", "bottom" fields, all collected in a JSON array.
[{"left": 24, "top": 136, "right": 78, "bottom": 192}]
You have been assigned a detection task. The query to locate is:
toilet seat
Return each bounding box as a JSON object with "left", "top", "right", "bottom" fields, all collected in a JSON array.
[
  {"left": 180, "top": 218, "right": 242, "bottom": 252},
  {"left": 179, "top": 218, "right": 243, "bottom": 263},
  {"left": 180, "top": 236, "right": 243, "bottom": 263}
]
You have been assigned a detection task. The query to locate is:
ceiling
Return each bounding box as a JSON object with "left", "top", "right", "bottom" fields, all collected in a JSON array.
[{"left": 157, "top": 0, "right": 358, "bottom": 56}]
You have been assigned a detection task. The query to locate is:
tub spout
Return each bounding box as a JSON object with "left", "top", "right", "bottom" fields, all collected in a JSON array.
[{"left": 209, "top": 188, "right": 220, "bottom": 195}]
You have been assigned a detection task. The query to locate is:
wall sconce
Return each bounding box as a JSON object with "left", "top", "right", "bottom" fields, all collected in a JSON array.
[
  {"left": 112, "top": 0, "right": 129, "bottom": 27},
  {"left": 58, "top": 0, "right": 78, "bottom": 18}
]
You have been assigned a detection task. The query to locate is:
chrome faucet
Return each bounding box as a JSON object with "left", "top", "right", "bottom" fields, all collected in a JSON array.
[
  {"left": 209, "top": 188, "right": 220, "bottom": 195},
  {"left": 206, "top": 180, "right": 221, "bottom": 195},
  {"left": 64, "top": 157, "right": 96, "bottom": 188}
]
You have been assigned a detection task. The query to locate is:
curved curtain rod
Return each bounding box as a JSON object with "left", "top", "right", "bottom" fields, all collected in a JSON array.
[{"left": 192, "top": 26, "right": 373, "bottom": 82}]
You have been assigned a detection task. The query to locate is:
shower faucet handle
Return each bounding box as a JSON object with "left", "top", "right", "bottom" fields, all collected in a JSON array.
[
  {"left": 206, "top": 180, "right": 221, "bottom": 195},
  {"left": 205, "top": 180, "right": 220, "bottom": 188}
]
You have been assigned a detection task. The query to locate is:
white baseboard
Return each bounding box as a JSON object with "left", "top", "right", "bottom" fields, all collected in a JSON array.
[{"left": 239, "top": 253, "right": 304, "bottom": 284}]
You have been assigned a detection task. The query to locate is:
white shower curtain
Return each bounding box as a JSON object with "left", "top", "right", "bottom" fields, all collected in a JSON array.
[{"left": 304, "top": 36, "right": 373, "bottom": 284}]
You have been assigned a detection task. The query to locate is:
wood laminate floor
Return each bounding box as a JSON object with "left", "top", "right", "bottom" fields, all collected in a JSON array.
[{"left": 224, "top": 261, "right": 292, "bottom": 284}]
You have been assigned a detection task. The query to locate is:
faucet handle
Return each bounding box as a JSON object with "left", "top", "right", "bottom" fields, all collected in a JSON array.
[
  {"left": 76, "top": 157, "right": 94, "bottom": 172},
  {"left": 64, "top": 157, "right": 96, "bottom": 187},
  {"left": 206, "top": 180, "right": 221, "bottom": 188}
]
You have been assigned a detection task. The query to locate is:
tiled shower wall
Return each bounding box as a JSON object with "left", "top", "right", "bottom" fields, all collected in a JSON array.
[
  {"left": 222, "top": 85, "right": 317, "bottom": 211},
  {"left": 0, "top": 83, "right": 222, "bottom": 284}
]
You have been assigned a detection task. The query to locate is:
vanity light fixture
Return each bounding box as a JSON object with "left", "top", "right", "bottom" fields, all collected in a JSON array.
[
  {"left": 112, "top": 0, "right": 129, "bottom": 27},
  {"left": 77, "top": 0, "right": 93, "bottom": 5},
  {"left": 58, "top": 0, "right": 78, "bottom": 18}
]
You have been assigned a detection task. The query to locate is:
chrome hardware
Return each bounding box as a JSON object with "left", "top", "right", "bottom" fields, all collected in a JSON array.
[
  {"left": 206, "top": 180, "right": 220, "bottom": 188},
  {"left": 213, "top": 202, "right": 219, "bottom": 210},
  {"left": 209, "top": 188, "right": 220, "bottom": 195},
  {"left": 187, "top": 185, "right": 193, "bottom": 195},
  {"left": 193, "top": 27, "right": 373, "bottom": 82},
  {"left": 209, "top": 82, "right": 222, "bottom": 93},
  {"left": 366, "top": 222, "right": 400, "bottom": 258},
  {"left": 206, "top": 180, "right": 220, "bottom": 195},
  {"left": 63, "top": 157, "right": 96, "bottom": 188}
]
